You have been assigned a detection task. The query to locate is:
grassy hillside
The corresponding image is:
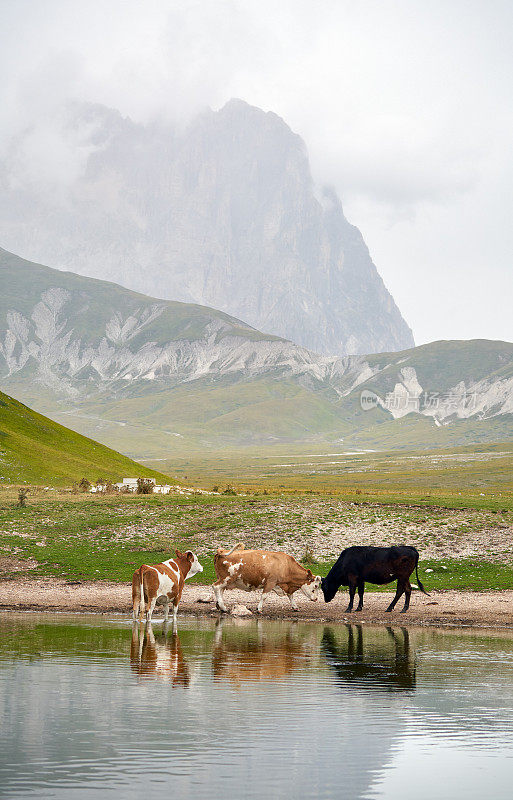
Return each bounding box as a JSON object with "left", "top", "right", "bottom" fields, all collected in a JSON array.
[
  {"left": 1, "top": 247, "right": 512, "bottom": 456},
  {"left": 0, "top": 390, "right": 171, "bottom": 486},
  {"left": 76, "top": 377, "right": 353, "bottom": 454},
  {"left": 0, "top": 246, "right": 275, "bottom": 346},
  {"left": 364, "top": 339, "right": 513, "bottom": 395}
]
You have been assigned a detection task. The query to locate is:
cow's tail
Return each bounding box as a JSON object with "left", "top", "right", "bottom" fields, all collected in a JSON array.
[
  {"left": 415, "top": 552, "right": 430, "bottom": 596},
  {"left": 137, "top": 567, "right": 145, "bottom": 615},
  {"left": 216, "top": 542, "right": 244, "bottom": 558},
  {"left": 132, "top": 566, "right": 145, "bottom": 617}
]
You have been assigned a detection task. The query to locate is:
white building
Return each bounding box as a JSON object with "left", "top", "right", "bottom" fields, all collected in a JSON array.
[
  {"left": 94, "top": 478, "right": 169, "bottom": 494},
  {"left": 120, "top": 477, "right": 157, "bottom": 493}
]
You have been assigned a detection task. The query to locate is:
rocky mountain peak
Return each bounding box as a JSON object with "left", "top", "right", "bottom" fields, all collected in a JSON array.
[{"left": 0, "top": 98, "right": 414, "bottom": 356}]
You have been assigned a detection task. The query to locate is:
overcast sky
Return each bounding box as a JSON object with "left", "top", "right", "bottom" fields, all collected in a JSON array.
[{"left": 2, "top": 0, "right": 512, "bottom": 345}]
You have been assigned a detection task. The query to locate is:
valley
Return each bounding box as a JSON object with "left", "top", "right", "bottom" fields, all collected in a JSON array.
[
  {"left": 153, "top": 441, "right": 513, "bottom": 501},
  {"left": 1, "top": 248, "right": 512, "bottom": 457}
]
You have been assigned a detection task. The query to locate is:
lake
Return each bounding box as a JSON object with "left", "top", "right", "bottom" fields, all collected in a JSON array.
[{"left": 1, "top": 613, "right": 512, "bottom": 799}]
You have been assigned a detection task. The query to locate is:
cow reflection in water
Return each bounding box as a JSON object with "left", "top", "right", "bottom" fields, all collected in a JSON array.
[
  {"left": 131, "top": 622, "right": 189, "bottom": 686},
  {"left": 321, "top": 625, "right": 416, "bottom": 692},
  {"left": 212, "top": 619, "right": 312, "bottom": 686}
]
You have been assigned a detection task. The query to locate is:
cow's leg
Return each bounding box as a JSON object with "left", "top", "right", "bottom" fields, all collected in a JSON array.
[
  {"left": 213, "top": 582, "right": 228, "bottom": 612},
  {"left": 131, "top": 583, "right": 138, "bottom": 621},
  {"left": 257, "top": 587, "right": 266, "bottom": 614},
  {"left": 146, "top": 595, "right": 157, "bottom": 624},
  {"left": 163, "top": 600, "right": 170, "bottom": 622},
  {"left": 287, "top": 592, "right": 299, "bottom": 611},
  {"left": 386, "top": 579, "right": 405, "bottom": 612},
  {"left": 172, "top": 600, "right": 178, "bottom": 631},
  {"left": 401, "top": 580, "right": 412, "bottom": 613},
  {"left": 132, "top": 575, "right": 143, "bottom": 620},
  {"left": 356, "top": 580, "right": 365, "bottom": 612},
  {"left": 346, "top": 577, "right": 357, "bottom": 612},
  {"left": 257, "top": 579, "right": 276, "bottom": 613}
]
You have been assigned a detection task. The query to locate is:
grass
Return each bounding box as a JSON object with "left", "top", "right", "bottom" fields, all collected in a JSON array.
[
  {"left": 144, "top": 441, "right": 513, "bottom": 512},
  {"left": 0, "top": 390, "right": 171, "bottom": 486},
  {"left": 1, "top": 487, "right": 512, "bottom": 592}
]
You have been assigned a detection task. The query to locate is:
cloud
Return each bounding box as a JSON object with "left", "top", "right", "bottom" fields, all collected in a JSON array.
[{"left": 0, "top": 0, "right": 512, "bottom": 343}]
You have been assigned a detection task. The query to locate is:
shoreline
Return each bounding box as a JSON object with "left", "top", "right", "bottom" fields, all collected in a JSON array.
[{"left": 1, "top": 579, "right": 513, "bottom": 630}]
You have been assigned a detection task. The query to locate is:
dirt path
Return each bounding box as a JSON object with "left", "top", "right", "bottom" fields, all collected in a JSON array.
[{"left": 1, "top": 578, "right": 513, "bottom": 629}]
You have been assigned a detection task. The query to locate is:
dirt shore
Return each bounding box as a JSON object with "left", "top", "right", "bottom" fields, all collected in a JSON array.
[{"left": 1, "top": 578, "right": 513, "bottom": 629}]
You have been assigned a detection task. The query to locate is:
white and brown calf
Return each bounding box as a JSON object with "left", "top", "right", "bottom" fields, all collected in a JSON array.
[
  {"left": 132, "top": 549, "right": 203, "bottom": 625},
  {"left": 213, "top": 543, "right": 321, "bottom": 613}
]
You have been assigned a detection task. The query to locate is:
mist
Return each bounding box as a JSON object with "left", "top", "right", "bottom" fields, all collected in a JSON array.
[{"left": 1, "top": 0, "right": 512, "bottom": 345}]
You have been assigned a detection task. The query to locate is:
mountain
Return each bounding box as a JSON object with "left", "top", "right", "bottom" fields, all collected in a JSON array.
[
  {"left": 0, "top": 99, "right": 413, "bottom": 357},
  {"left": 0, "top": 389, "right": 171, "bottom": 487},
  {"left": 1, "top": 248, "right": 512, "bottom": 455}
]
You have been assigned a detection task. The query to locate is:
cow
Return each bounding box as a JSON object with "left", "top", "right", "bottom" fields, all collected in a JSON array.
[
  {"left": 213, "top": 543, "right": 322, "bottom": 613},
  {"left": 132, "top": 549, "right": 203, "bottom": 624},
  {"left": 320, "top": 545, "right": 428, "bottom": 613}
]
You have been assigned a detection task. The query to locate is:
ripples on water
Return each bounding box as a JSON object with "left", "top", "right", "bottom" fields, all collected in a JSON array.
[{"left": 1, "top": 613, "right": 513, "bottom": 799}]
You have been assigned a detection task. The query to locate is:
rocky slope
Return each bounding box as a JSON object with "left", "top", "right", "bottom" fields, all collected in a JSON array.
[
  {"left": 0, "top": 99, "right": 413, "bottom": 356},
  {"left": 0, "top": 248, "right": 511, "bottom": 454}
]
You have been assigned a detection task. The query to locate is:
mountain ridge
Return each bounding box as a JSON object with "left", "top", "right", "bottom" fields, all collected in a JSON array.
[
  {"left": 1, "top": 247, "right": 512, "bottom": 456},
  {"left": 0, "top": 98, "right": 413, "bottom": 356}
]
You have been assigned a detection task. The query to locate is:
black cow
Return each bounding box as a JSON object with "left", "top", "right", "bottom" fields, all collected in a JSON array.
[{"left": 320, "top": 545, "right": 429, "bottom": 613}]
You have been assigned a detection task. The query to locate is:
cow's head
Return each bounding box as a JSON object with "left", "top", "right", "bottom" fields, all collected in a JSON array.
[
  {"left": 320, "top": 576, "right": 337, "bottom": 603},
  {"left": 177, "top": 549, "right": 203, "bottom": 578},
  {"left": 300, "top": 571, "right": 322, "bottom": 601}
]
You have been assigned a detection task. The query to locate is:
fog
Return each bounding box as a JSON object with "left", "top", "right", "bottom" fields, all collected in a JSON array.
[{"left": 1, "top": 0, "right": 512, "bottom": 344}]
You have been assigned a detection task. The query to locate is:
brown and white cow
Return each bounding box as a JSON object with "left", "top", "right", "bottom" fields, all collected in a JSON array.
[
  {"left": 132, "top": 549, "right": 203, "bottom": 624},
  {"left": 213, "top": 543, "right": 321, "bottom": 613}
]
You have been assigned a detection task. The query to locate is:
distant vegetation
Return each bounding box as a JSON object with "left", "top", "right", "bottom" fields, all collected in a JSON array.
[{"left": 145, "top": 441, "right": 513, "bottom": 512}]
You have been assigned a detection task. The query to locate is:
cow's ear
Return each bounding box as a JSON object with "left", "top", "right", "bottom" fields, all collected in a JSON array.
[
  {"left": 306, "top": 568, "right": 313, "bottom": 578},
  {"left": 186, "top": 550, "right": 194, "bottom": 563},
  {"left": 175, "top": 548, "right": 182, "bottom": 558}
]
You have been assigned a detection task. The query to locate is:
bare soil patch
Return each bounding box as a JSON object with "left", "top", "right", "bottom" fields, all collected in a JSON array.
[{"left": 1, "top": 579, "right": 513, "bottom": 629}]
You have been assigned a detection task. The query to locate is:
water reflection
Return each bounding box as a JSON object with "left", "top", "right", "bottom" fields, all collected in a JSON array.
[
  {"left": 321, "top": 624, "right": 416, "bottom": 692},
  {"left": 2, "top": 615, "right": 513, "bottom": 799},
  {"left": 130, "top": 621, "right": 190, "bottom": 686},
  {"left": 212, "top": 618, "right": 314, "bottom": 686}
]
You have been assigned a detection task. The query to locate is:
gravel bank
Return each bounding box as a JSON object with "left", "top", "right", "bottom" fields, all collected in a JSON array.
[{"left": 1, "top": 579, "right": 513, "bottom": 629}]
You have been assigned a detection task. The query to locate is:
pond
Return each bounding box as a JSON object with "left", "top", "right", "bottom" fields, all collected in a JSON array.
[{"left": 1, "top": 613, "right": 513, "bottom": 799}]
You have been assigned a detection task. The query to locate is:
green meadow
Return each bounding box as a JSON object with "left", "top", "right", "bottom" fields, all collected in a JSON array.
[
  {"left": 1, "top": 485, "right": 512, "bottom": 591},
  {"left": 0, "top": 390, "right": 170, "bottom": 487},
  {"left": 144, "top": 440, "right": 513, "bottom": 511}
]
